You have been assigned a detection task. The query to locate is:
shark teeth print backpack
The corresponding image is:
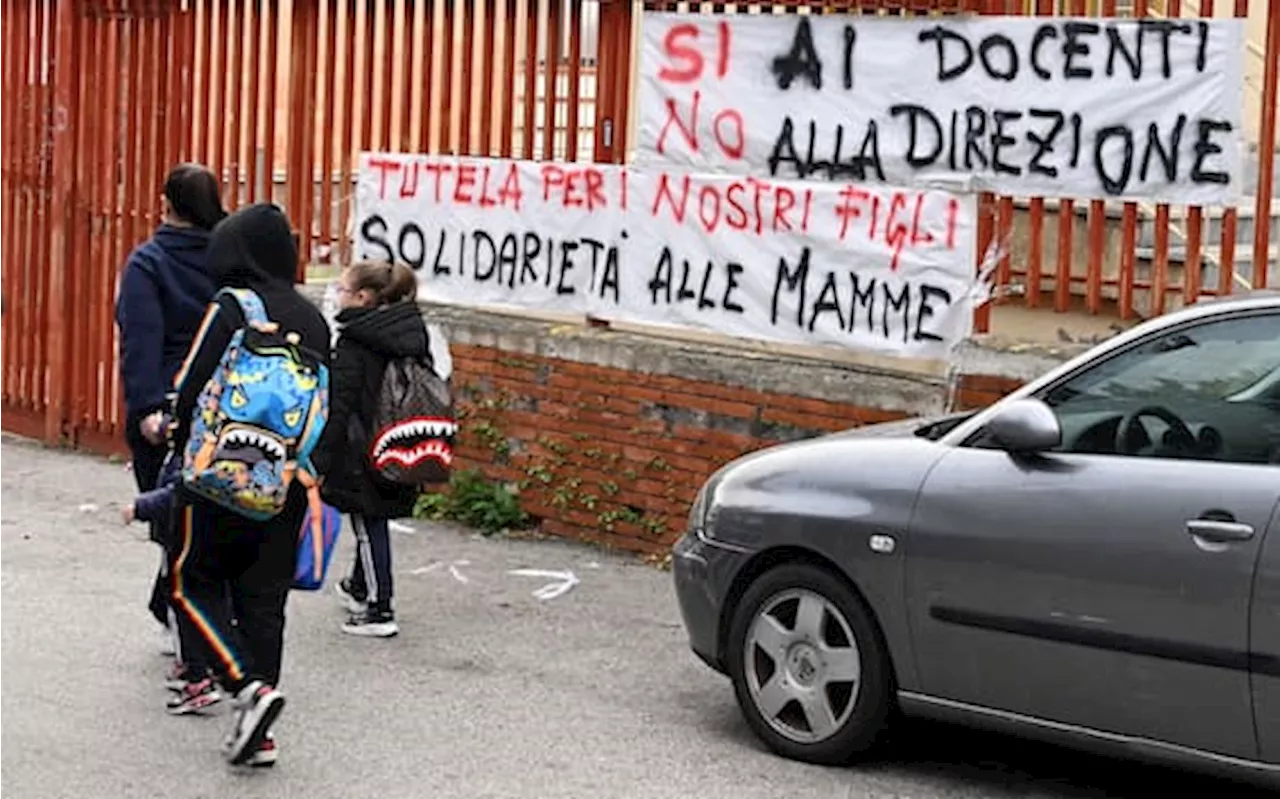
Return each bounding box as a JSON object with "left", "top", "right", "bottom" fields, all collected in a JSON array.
[
  {"left": 367, "top": 355, "right": 456, "bottom": 486},
  {"left": 181, "top": 288, "right": 330, "bottom": 520}
]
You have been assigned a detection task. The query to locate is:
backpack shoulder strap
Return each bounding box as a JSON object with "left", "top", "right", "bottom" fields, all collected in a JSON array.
[{"left": 215, "top": 287, "right": 269, "bottom": 327}]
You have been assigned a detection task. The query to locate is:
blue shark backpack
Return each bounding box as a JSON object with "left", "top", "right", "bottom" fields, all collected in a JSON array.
[{"left": 181, "top": 288, "right": 330, "bottom": 521}]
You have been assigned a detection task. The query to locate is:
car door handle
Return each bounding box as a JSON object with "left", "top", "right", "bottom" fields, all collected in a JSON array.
[{"left": 1185, "top": 519, "right": 1255, "bottom": 542}]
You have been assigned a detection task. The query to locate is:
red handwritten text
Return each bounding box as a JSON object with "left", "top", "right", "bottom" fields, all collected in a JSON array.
[
  {"left": 833, "top": 186, "right": 961, "bottom": 271},
  {"left": 649, "top": 172, "right": 814, "bottom": 236},
  {"left": 658, "top": 21, "right": 731, "bottom": 84},
  {"left": 540, "top": 165, "right": 614, "bottom": 211},
  {"left": 655, "top": 90, "right": 745, "bottom": 160},
  {"left": 370, "top": 157, "right": 525, "bottom": 211}
]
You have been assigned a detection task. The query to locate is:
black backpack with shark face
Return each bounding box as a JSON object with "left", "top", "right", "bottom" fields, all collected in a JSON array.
[{"left": 366, "top": 356, "right": 456, "bottom": 486}]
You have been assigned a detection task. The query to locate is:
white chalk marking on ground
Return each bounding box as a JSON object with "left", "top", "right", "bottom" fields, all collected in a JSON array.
[
  {"left": 389, "top": 521, "right": 415, "bottom": 535},
  {"left": 448, "top": 560, "right": 472, "bottom": 584},
  {"left": 78, "top": 504, "right": 99, "bottom": 513},
  {"left": 507, "top": 569, "right": 580, "bottom": 601},
  {"left": 411, "top": 562, "right": 442, "bottom": 575}
]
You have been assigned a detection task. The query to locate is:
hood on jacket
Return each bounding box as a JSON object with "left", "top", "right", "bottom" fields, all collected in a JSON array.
[
  {"left": 336, "top": 301, "right": 430, "bottom": 359},
  {"left": 152, "top": 224, "right": 214, "bottom": 272},
  {"left": 207, "top": 203, "right": 298, "bottom": 289}
]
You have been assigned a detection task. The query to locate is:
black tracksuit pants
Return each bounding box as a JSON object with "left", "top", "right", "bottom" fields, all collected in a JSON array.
[
  {"left": 171, "top": 488, "right": 300, "bottom": 693},
  {"left": 350, "top": 514, "right": 394, "bottom": 613}
]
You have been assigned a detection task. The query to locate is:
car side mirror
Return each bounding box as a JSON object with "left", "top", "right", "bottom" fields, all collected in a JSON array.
[{"left": 986, "top": 398, "right": 1062, "bottom": 453}]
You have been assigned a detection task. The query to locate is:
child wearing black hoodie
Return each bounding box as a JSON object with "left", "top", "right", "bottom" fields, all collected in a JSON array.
[
  {"left": 313, "top": 260, "right": 430, "bottom": 638},
  {"left": 168, "top": 203, "right": 330, "bottom": 767}
]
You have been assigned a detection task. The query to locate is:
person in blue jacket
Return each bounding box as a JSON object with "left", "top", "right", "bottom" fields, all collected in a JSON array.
[{"left": 114, "top": 164, "right": 226, "bottom": 661}]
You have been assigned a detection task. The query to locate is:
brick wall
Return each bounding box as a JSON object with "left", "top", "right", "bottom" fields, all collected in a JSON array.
[
  {"left": 448, "top": 343, "right": 923, "bottom": 554},
  {"left": 395, "top": 302, "right": 1059, "bottom": 556},
  {"left": 952, "top": 373, "right": 1026, "bottom": 411}
]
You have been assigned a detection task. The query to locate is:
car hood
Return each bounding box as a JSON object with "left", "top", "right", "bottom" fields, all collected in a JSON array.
[
  {"left": 826, "top": 411, "right": 975, "bottom": 442},
  {"left": 702, "top": 413, "right": 967, "bottom": 551}
]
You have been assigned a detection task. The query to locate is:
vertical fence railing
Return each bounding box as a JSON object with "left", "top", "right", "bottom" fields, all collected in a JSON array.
[
  {"left": 275, "top": 0, "right": 609, "bottom": 272},
  {"left": 1, "top": 0, "right": 617, "bottom": 450},
  {"left": 1, "top": 0, "right": 1276, "bottom": 452},
  {"left": 3, "top": 0, "right": 59, "bottom": 441}
]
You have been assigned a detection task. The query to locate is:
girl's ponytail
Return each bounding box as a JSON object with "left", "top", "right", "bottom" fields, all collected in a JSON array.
[{"left": 346, "top": 260, "right": 418, "bottom": 306}]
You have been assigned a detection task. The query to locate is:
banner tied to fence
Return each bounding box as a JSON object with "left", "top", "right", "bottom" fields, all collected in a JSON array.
[
  {"left": 636, "top": 13, "right": 1246, "bottom": 205},
  {"left": 355, "top": 152, "right": 978, "bottom": 360}
]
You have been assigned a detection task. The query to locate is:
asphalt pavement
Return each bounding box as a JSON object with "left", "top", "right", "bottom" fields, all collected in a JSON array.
[{"left": 2, "top": 436, "right": 1270, "bottom": 799}]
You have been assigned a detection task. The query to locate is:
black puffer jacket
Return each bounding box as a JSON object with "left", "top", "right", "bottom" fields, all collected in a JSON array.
[{"left": 314, "top": 301, "right": 430, "bottom": 518}]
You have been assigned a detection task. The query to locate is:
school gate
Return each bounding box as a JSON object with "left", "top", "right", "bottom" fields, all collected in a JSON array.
[{"left": 2, "top": 2, "right": 1277, "bottom": 526}]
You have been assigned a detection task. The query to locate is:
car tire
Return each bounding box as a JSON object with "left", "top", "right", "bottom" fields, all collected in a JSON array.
[{"left": 726, "top": 563, "right": 893, "bottom": 765}]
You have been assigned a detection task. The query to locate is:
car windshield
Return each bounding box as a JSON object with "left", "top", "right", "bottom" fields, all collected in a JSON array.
[{"left": 1046, "top": 316, "right": 1280, "bottom": 406}]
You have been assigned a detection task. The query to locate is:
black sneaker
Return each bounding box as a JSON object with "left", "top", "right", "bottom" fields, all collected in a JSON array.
[
  {"left": 341, "top": 608, "right": 399, "bottom": 638},
  {"left": 334, "top": 578, "right": 367, "bottom": 614}
]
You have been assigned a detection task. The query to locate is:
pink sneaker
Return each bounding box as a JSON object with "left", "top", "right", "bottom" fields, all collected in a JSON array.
[{"left": 166, "top": 677, "right": 224, "bottom": 716}]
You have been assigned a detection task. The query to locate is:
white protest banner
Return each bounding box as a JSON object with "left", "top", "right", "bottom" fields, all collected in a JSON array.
[
  {"left": 612, "top": 169, "right": 977, "bottom": 359},
  {"left": 355, "top": 152, "right": 628, "bottom": 316},
  {"left": 355, "top": 152, "right": 978, "bottom": 360},
  {"left": 636, "top": 14, "right": 1245, "bottom": 205}
]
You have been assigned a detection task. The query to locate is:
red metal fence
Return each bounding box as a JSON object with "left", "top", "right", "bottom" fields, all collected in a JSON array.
[{"left": 2, "top": 0, "right": 1278, "bottom": 452}]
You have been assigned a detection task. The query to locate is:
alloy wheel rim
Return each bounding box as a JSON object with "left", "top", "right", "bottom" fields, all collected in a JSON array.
[{"left": 744, "top": 587, "right": 861, "bottom": 744}]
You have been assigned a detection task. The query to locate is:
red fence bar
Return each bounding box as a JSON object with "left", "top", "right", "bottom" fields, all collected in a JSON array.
[
  {"left": 541, "top": 0, "right": 560, "bottom": 161},
  {"left": 520, "top": 1, "right": 538, "bottom": 159},
  {"left": 318, "top": 0, "right": 337, "bottom": 252},
  {"left": 1, "top": 0, "right": 19, "bottom": 404},
  {"left": 244, "top": 0, "right": 260, "bottom": 202},
  {"left": 69, "top": 0, "right": 93, "bottom": 437},
  {"left": 261, "top": 0, "right": 278, "bottom": 203},
  {"left": 211, "top": 0, "right": 229, "bottom": 193},
  {"left": 459, "top": 0, "right": 475, "bottom": 153},
  {"left": 338, "top": 0, "right": 358, "bottom": 260},
  {"left": 500, "top": 0, "right": 517, "bottom": 157},
  {"left": 480, "top": 0, "right": 497, "bottom": 156},
  {"left": 1255, "top": 0, "right": 1279, "bottom": 290},
  {"left": 230, "top": 0, "right": 246, "bottom": 200},
  {"left": 46, "top": 0, "right": 75, "bottom": 441},
  {"left": 439, "top": 0, "right": 455, "bottom": 152},
  {"left": 565, "top": 0, "right": 582, "bottom": 161}
]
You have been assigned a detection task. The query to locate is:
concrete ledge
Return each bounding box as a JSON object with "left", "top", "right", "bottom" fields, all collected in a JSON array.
[{"left": 300, "top": 283, "right": 1081, "bottom": 416}]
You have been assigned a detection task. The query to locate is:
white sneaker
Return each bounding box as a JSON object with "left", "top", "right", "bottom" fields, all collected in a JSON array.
[{"left": 224, "top": 681, "right": 285, "bottom": 765}]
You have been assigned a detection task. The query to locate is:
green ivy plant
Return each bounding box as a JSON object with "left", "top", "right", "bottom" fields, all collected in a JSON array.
[
  {"left": 414, "top": 469, "right": 528, "bottom": 536},
  {"left": 444, "top": 399, "right": 683, "bottom": 543}
]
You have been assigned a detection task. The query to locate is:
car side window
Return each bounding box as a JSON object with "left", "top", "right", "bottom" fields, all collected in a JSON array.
[{"left": 1037, "top": 312, "right": 1280, "bottom": 465}]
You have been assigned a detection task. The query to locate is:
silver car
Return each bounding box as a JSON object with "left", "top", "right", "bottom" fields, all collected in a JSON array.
[{"left": 673, "top": 291, "right": 1280, "bottom": 785}]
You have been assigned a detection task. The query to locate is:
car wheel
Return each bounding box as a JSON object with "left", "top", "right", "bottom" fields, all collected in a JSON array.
[{"left": 726, "top": 563, "right": 892, "bottom": 765}]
